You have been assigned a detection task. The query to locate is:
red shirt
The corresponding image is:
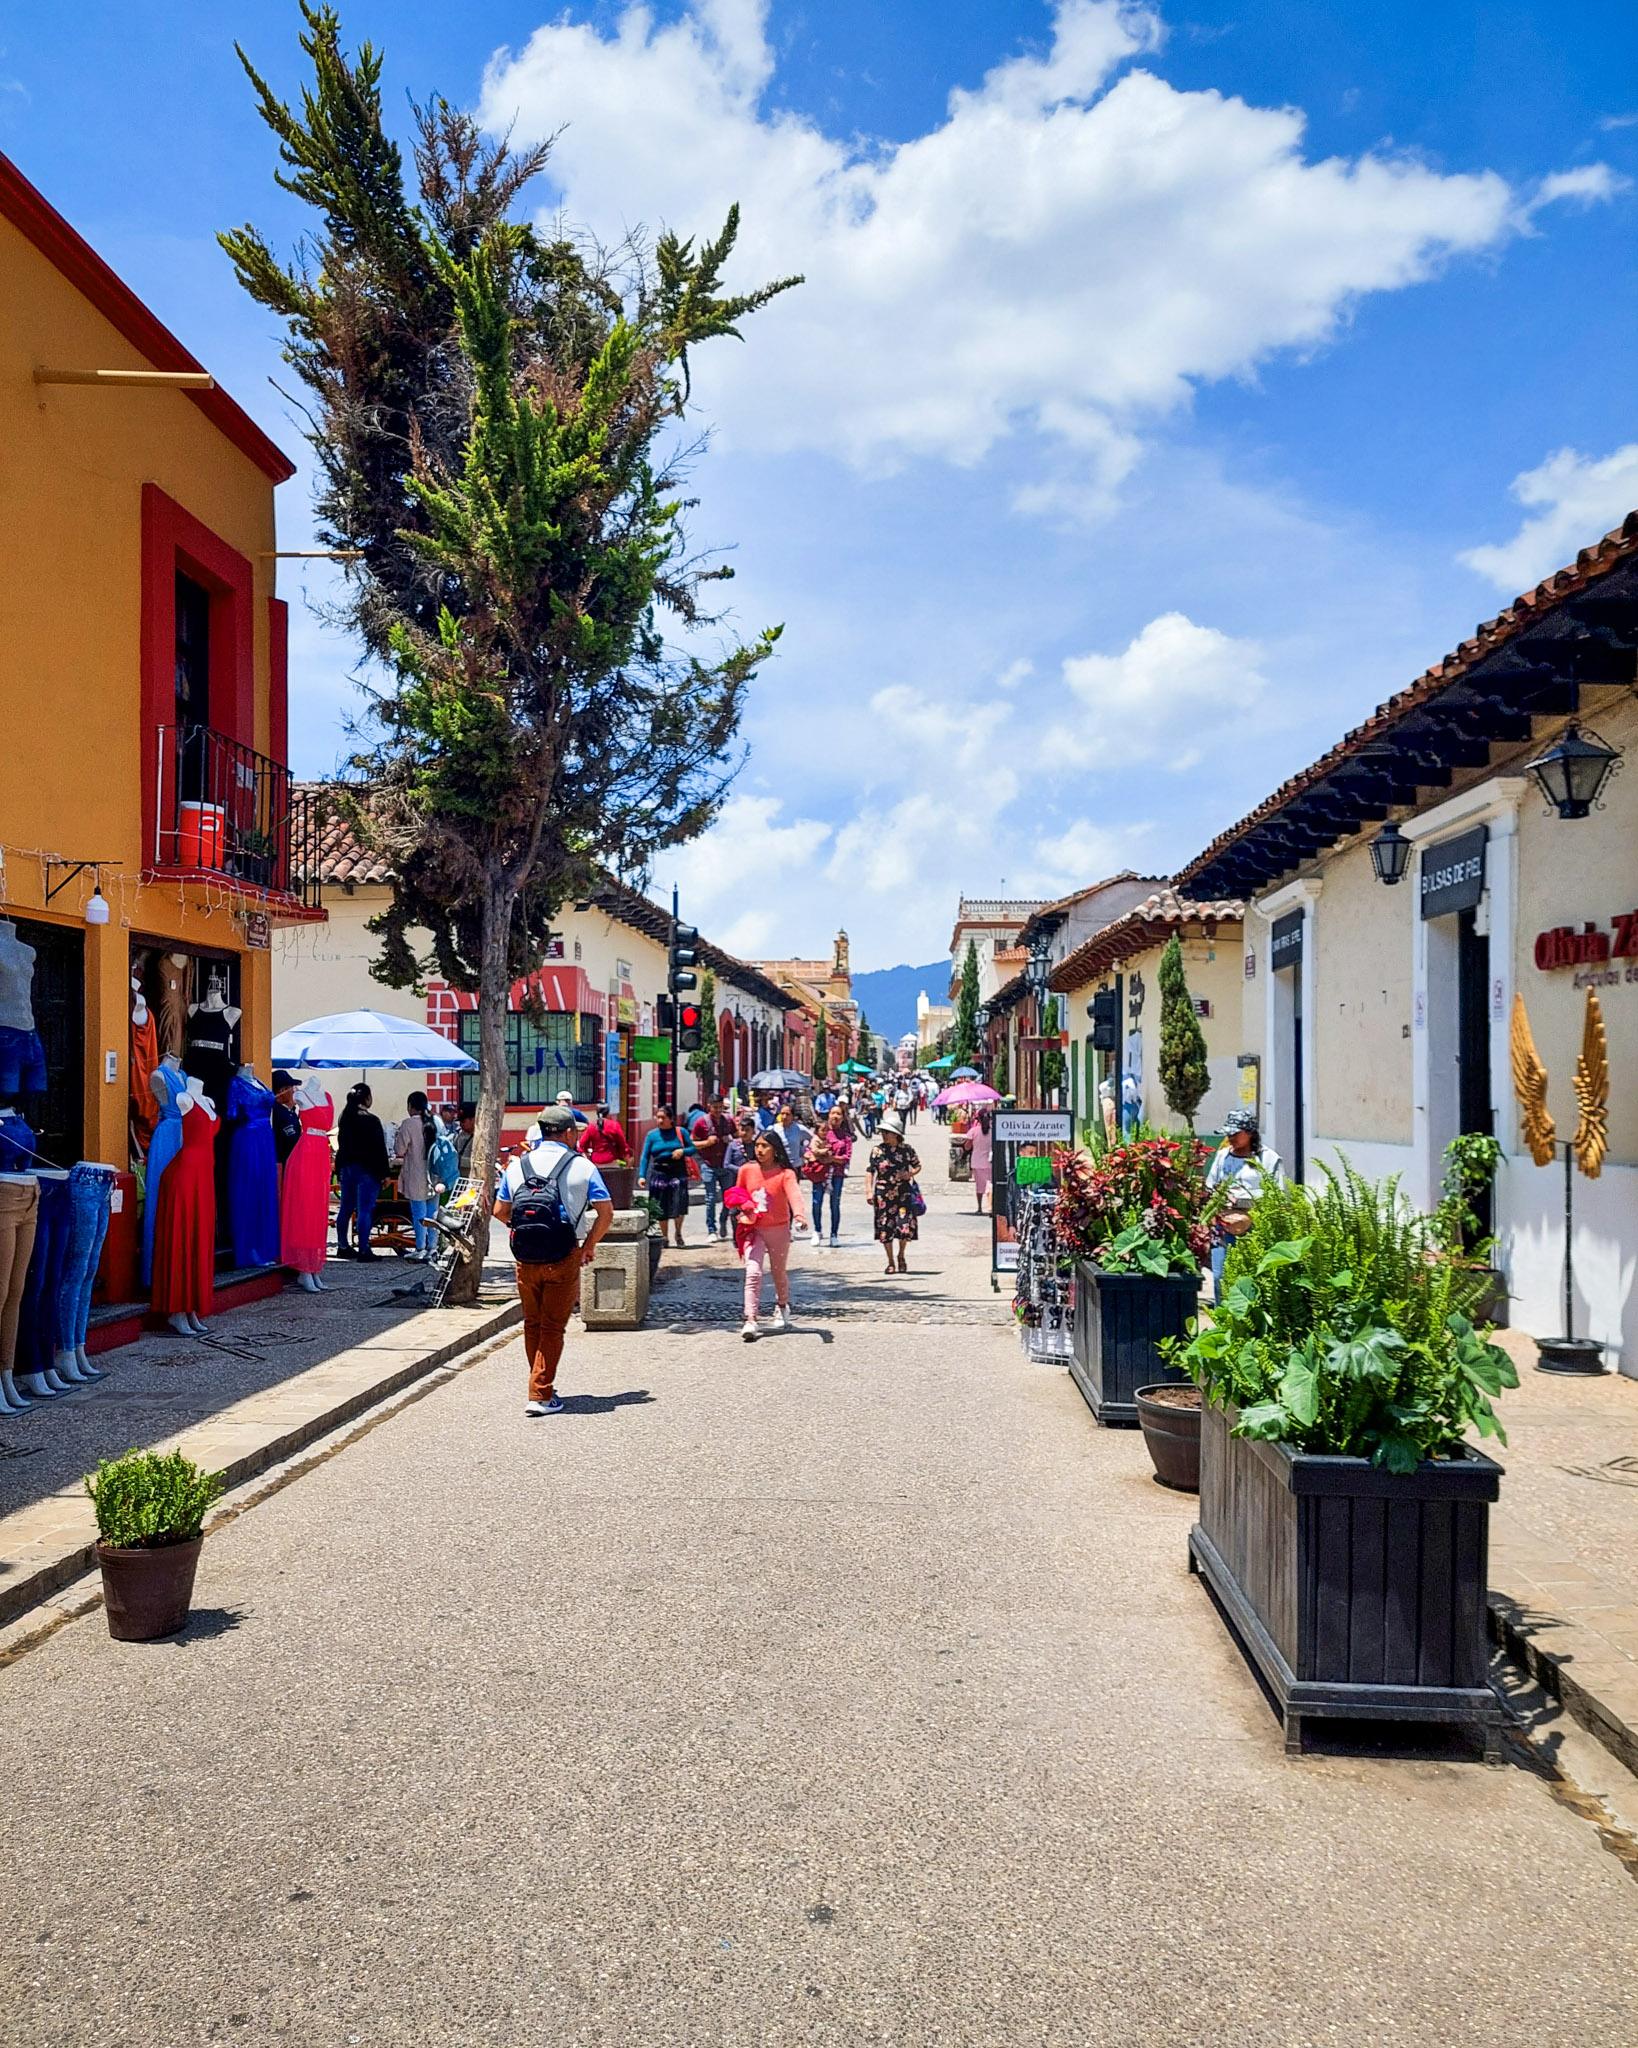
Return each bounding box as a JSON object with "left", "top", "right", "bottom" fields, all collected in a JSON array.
[{"left": 578, "top": 1113, "right": 628, "bottom": 1167}]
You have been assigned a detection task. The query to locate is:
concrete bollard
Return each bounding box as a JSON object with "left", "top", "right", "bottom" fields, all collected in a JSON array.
[{"left": 579, "top": 1208, "right": 651, "bottom": 1329}]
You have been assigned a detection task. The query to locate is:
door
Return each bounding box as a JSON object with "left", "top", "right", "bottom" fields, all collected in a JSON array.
[
  {"left": 1289, "top": 965, "right": 1304, "bottom": 1186},
  {"left": 12, "top": 918, "right": 84, "bottom": 1166},
  {"left": 1455, "top": 907, "right": 1494, "bottom": 1238}
]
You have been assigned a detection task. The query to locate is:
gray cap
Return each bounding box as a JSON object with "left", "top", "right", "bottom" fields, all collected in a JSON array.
[
  {"left": 1222, "top": 1108, "right": 1260, "bottom": 1137},
  {"left": 537, "top": 1105, "right": 576, "bottom": 1134}
]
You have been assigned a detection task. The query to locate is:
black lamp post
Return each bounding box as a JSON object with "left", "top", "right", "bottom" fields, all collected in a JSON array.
[
  {"left": 1369, "top": 819, "right": 1412, "bottom": 885},
  {"left": 1525, "top": 723, "right": 1621, "bottom": 820}
]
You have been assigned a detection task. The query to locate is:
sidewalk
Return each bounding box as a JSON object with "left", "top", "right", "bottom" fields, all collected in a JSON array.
[
  {"left": 1486, "top": 1332, "right": 1638, "bottom": 1774},
  {"left": 0, "top": 1247, "right": 521, "bottom": 1628}
]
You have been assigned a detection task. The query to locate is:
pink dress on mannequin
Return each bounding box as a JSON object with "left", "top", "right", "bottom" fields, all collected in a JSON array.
[{"left": 281, "top": 1094, "right": 333, "bottom": 1275}]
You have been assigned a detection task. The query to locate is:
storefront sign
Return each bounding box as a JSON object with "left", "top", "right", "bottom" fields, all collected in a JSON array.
[
  {"left": 631, "top": 1034, "right": 671, "bottom": 1065},
  {"left": 1534, "top": 912, "right": 1638, "bottom": 974},
  {"left": 1270, "top": 911, "right": 1304, "bottom": 971},
  {"left": 1243, "top": 949, "right": 1256, "bottom": 980},
  {"left": 603, "top": 1029, "right": 622, "bottom": 1102},
  {"left": 1419, "top": 825, "right": 1486, "bottom": 920},
  {"left": 240, "top": 910, "right": 270, "bottom": 950},
  {"left": 615, "top": 995, "right": 637, "bottom": 1026},
  {"left": 993, "top": 1110, "right": 1073, "bottom": 1145}
]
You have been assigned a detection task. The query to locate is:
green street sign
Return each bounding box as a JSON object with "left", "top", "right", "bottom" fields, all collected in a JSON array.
[{"left": 632, "top": 1035, "right": 672, "bottom": 1065}]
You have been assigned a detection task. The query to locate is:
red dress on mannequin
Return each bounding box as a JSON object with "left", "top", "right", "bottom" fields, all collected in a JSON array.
[
  {"left": 281, "top": 1094, "right": 333, "bottom": 1275},
  {"left": 150, "top": 1102, "right": 217, "bottom": 1316}
]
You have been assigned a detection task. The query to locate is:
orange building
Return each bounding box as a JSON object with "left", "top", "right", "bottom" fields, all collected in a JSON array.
[{"left": 0, "top": 152, "right": 321, "bottom": 1319}]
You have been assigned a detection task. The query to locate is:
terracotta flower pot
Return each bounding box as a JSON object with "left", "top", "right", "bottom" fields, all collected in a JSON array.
[
  {"left": 97, "top": 1537, "right": 202, "bottom": 1641},
  {"left": 1135, "top": 1382, "right": 1201, "bottom": 1491}
]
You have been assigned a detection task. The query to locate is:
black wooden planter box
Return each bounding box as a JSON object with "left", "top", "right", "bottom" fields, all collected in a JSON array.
[
  {"left": 1189, "top": 1401, "right": 1502, "bottom": 1757},
  {"left": 1069, "top": 1263, "right": 1196, "bottom": 1426}
]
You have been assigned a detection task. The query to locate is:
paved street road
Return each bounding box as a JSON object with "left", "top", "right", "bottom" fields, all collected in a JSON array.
[{"left": 4, "top": 1181, "right": 1635, "bottom": 2045}]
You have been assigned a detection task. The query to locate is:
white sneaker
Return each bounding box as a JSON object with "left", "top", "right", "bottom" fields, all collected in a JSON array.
[
  {"left": 741, "top": 1319, "right": 760, "bottom": 1342},
  {"left": 774, "top": 1305, "right": 792, "bottom": 1331}
]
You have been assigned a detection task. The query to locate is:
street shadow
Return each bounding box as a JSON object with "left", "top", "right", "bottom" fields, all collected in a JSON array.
[
  {"left": 170, "top": 1606, "right": 247, "bottom": 1644},
  {"left": 556, "top": 1390, "right": 656, "bottom": 1416},
  {"left": 767, "top": 1326, "right": 836, "bottom": 1345}
]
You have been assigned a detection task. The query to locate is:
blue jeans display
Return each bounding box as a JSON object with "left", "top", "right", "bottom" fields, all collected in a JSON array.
[
  {"left": 18, "top": 1173, "right": 71, "bottom": 1373},
  {"left": 336, "top": 1165, "right": 379, "bottom": 1252},
  {"left": 697, "top": 1161, "right": 725, "bottom": 1235},
  {"left": 56, "top": 1164, "right": 114, "bottom": 1358},
  {"left": 810, "top": 1173, "right": 843, "bottom": 1238},
  {"left": 409, "top": 1195, "right": 439, "bottom": 1255}
]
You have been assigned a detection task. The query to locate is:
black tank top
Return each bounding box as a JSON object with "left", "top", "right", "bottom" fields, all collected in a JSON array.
[{"left": 183, "top": 1007, "right": 237, "bottom": 1111}]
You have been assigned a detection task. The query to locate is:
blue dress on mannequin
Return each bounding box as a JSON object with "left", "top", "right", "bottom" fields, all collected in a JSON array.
[
  {"left": 142, "top": 1061, "right": 187, "bottom": 1285},
  {"left": 225, "top": 1071, "right": 280, "bottom": 1268}
]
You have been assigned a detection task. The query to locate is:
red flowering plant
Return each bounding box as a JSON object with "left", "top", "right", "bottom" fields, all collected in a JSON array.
[{"left": 1053, "top": 1133, "right": 1220, "bottom": 1278}]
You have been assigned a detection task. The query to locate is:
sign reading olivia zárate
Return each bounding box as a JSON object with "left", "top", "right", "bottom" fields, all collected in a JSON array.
[{"left": 1535, "top": 912, "right": 1638, "bottom": 989}]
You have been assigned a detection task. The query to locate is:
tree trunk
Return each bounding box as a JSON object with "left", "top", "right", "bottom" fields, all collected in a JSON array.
[{"left": 446, "top": 870, "right": 515, "bottom": 1305}]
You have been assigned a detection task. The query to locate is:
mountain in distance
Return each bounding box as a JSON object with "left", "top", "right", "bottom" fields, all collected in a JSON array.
[{"left": 850, "top": 958, "right": 951, "bottom": 1044}]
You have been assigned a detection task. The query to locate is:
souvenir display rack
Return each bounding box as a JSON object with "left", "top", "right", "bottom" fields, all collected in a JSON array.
[{"left": 1013, "top": 1184, "right": 1074, "bottom": 1361}]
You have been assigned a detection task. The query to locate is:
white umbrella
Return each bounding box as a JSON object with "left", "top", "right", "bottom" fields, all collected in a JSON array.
[{"left": 270, "top": 1009, "right": 478, "bottom": 1071}]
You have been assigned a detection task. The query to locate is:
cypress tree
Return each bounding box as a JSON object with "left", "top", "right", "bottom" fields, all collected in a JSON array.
[
  {"left": 952, "top": 939, "right": 980, "bottom": 1064},
  {"left": 813, "top": 1005, "right": 829, "bottom": 1083},
  {"left": 1158, "top": 933, "right": 1210, "bottom": 1128}
]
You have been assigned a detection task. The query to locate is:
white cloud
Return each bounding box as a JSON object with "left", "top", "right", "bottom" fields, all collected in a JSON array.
[
  {"left": 481, "top": 0, "right": 1537, "bottom": 493},
  {"left": 1029, "top": 816, "right": 1158, "bottom": 887},
  {"left": 1047, "top": 612, "right": 1267, "bottom": 770},
  {"left": 1521, "top": 164, "right": 1627, "bottom": 219},
  {"left": 660, "top": 791, "right": 833, "bottom": 935},
  {"left": 1458, "top": 444, "right": 1638, "bottom": 592}
]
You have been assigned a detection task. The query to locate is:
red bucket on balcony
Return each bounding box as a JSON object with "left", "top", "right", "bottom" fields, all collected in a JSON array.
[{"left": 178, "top": 800, "right": 226, "bottom": 870}]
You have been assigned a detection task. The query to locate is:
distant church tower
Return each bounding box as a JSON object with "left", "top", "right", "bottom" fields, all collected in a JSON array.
[{"left": 832, "top": 929, "right": 850, "bottom": 988}]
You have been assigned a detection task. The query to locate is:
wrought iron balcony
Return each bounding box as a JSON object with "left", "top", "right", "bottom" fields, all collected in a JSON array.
[{"left": 151, "top": 724, "right": 321, "bottom": 913}]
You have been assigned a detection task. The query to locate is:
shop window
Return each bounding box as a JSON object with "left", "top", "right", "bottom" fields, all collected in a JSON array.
[{"left": 456, "top": 1009, "right": 599, "bottom": 1104}]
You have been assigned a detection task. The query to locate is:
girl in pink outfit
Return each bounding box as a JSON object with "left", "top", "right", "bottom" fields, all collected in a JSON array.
[
  {"left": 956, "top": 1108, "right": 994, "bottom": 1214},
  {"left": 735, "top": 1130, "right": 802, "bottom": 1341}
]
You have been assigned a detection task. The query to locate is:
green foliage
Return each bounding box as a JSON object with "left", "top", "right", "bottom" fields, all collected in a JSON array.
[
  {"left": 85, "top": 1450, "right": 225, "bottom": 1550},
  {"left": 812, "top": 1006, "right": 829, "bottom": 1083},
  {"left": 952, "top": 940, "right": 980, "bottom": 1065},
  {"left": 1171, "top": 1163, "right": 1516, "bottom": 1469},
  {"left": 1057, "top": 1134, "right": 1218, "bottom": 1275},
  {"left": 687, "top": 969, "right": 716, "bottom": 1082},
  {"left": 1039, "top": 995, "right": 1065, "bottom": 1097},
  {"left": 1157, "top": 933, "right": 1210, "bottom": 1128},
  {"left": 1434, "top": 1132, "right": 1503, "bottom": 1257},
  {"left": 992, "top": 1035, "right": 1010, "bottom": 1097}
]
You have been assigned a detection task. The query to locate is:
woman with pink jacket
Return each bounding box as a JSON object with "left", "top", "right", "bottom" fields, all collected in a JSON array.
[
  {"left": 955, "top": 1107, "right": 994, "bottom": 1214},
  {"left": 806, "top": 1104, "right": 854, "bottom": 1246}
]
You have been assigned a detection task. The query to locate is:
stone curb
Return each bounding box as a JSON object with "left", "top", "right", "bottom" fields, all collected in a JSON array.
[
  {"left": 0, "top": 1296, "right": 522, "bottom": 1632},
  {"left": 1489, "top": 1592, "right": 1638, "bottom": 1783}
]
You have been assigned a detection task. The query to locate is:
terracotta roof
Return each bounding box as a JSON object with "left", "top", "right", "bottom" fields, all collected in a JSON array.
[
  {"left": 293, "top": 785, "right": 793, "bottom": 1012},
  {"left": 1050, "top": 889, "right": 1244, "bottom": 992},
  {"left": 1017, "top": 873, "right": 1165, "bottom": 947},
  {"left": 1, "top": 151, "right": 295, "bottom": 484},
  {"left": 1176, "top": 511, "right": 1638, "bottom": 894}
]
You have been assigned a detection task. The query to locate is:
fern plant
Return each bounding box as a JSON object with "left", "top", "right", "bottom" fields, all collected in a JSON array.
[{"left": 1170, "top": 1162, "right": 1516, "bottom": 1471}]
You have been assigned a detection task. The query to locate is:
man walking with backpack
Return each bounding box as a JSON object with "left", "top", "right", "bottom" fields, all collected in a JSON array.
[{"left": 493, "top": 1105, "right": 615, "bottom": 1417}]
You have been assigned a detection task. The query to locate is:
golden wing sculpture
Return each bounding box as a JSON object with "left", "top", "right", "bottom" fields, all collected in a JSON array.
[
  {"left": 1510, "top": 993, "right": 1557, "bottom": 1167},
  {"left": 1572, "top": 988, "right": 1609, "bottom": 1180}
]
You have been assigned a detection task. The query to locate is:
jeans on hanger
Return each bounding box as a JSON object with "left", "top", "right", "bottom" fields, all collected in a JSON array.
[
  {"left": 56, "top": 1165, "right": 115, "bottom": 1356},
  {"left": 0, "top": 1177, "right": 40, "bottom": 1377},
  {"left": 18, "top": 1175, "right": 71, "bottom": 1373}
]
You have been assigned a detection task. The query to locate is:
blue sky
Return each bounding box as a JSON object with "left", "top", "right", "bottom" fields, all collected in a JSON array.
[{"left": 6, "top": 2, "right": 1637, "bottom": 968}]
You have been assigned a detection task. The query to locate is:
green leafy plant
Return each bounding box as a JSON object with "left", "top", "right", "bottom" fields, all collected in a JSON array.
[
  {"left": 1157, "top": 933, "right": 1209, "bottom": 1128},
  {"left": 1056, "top": 1133, "right": 1220, "bottom": 1276},
  {"left": 1039, "top": 995, "right": 1065, "bottom": 1098},
  {"left": 85, "top": 1449, "right": 225, "bottom": 1550},
  {"left": 687, "top": 969, "right": 717, "bottom": 1085},
  {"left": 1433, "top": 1132, "right": 1502, "bottom": 1258},
  {"left": 1170, "top": 1162, "right": 1516, "bottom": 1471}
]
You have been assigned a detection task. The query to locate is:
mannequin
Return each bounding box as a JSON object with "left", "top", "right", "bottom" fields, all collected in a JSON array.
[
  {"left": 16, "top": 1159, "right": 72, "bottom": 1399},
  {"left": 281, "top": 1078, "right": 334, "bottom": 1292},
  {"left": 129, "top": 967, "right": 160, "bottom": 1157},
  {"left": 0, "top": 920, "right": 46, "bottom": 1098},
  {"left": 224, "top": 1063, "right": 280, "bottom": 1268},
  {"left": 151, "top": 1088, "right": 216, "bottom": 1336},
  {"left": 141, "top": 1053, "right": 189, "bottom": 1284},
  {"left": 54, "top": 1158, "right": 115, "bottom": 1384},
  {"left": 156, "top": 951, "right": 190, "bottom": 1059},
  {"left": 183, "top": 968, "right": 240, "bottom": 1120},
  {"left": 0, "top": 1109, "right": 39, "bottom": 1412}
]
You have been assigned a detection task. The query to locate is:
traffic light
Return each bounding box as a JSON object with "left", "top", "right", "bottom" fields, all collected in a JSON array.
[
  {"left": 656, "top": 993, "right": 675, "bottom": 1033},
  {"left": 677, "top": 1000, "right": 703, "bottom": 1054},
  {"left": 669, "top": 921, "right": 698, "bottom": 994},
  {"left": 1089, "top": 986, "right": 1120, "bottom": 1053}
]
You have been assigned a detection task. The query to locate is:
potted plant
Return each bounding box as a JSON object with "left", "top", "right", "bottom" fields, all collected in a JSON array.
[
  {"left": 232, "top": 824, "right": 277, "bottom": 888},
  {"left": 1432, "top": 1132, "right": 1507, "bottom": 1326},
  {"left": 1175, "top": 1164, "right": 1515, "bottom": 1756},
  {"left": 1055, "top": 1132, "right": 1217, "bottom": 1427},
  {"left": 85, "top": 1448, "right": 225, "bottom": 1641},
  {"left": 639, "top": 1194, "right": 665, "bottom": 1282}
]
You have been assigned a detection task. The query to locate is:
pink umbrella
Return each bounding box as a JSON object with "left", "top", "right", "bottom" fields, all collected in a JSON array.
[{"left": 933, "top": 1081, "right": 1002, "bottom": 1107}]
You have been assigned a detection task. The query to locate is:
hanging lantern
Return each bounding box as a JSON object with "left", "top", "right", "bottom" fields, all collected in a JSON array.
[
  {"left": 1369, "top": 819, "right": 1411, "bottom": 885},
  {"left": 1525, "top": 722, "right": 1621, "bottom": 820}
]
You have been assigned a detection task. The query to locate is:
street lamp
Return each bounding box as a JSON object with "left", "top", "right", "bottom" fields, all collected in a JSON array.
[
  {"left": 1525, "top": 723, "right": 1621, "bottom": 821},
  {"left": 1369, "top": 819, "right": 1412, "bottom": 885}
]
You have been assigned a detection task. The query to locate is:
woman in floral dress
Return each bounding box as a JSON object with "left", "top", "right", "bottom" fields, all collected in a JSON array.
[{"left": 865, "top": 1113, "right": 921, "bottom": 1275}]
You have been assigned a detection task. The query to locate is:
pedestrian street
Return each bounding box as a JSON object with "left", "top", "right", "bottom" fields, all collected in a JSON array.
[{"left": 3, "top": 1179, "right": 1634, "bottom": 2047}]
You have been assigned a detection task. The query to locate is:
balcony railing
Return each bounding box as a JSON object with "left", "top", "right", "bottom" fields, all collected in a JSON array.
[{"left": 152, "top": 724, "right": 321, "bottom": 912}]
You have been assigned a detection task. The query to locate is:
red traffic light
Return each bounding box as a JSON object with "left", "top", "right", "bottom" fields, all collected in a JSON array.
[{"left": 677, "top": 1001, "right": 703, "bottom": 1052}]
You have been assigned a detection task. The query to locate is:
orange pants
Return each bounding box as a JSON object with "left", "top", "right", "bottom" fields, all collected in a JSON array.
[{"left": 517, "top": 1254, "right": 581, "bottom": 1402}]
